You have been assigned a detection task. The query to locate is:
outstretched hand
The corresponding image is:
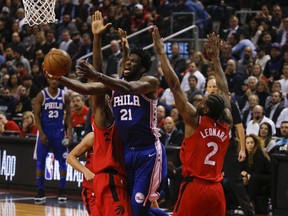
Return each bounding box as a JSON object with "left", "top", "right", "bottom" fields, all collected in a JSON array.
[
  {"left": 152, "top": 26, "right": 165, "bottom": 55},
  {"left": 204, "top": 32, "right": 222, "bottom": 60},
  {"left": 76, "top": 59, "right": 102, "bottom": 81},
  {"left": 118, "top": 28, "right": 129, "bottom": 53},
  {"left": 91, "top": 10, "right": 112, "bottom": 36}
]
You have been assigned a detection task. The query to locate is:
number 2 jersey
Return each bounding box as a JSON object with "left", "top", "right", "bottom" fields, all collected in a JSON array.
[
  {"left": 180, "top": 116, "right": 229, "bottom": 182},
  {"left": 41, "top": 87, "right": 65, "bottom": 130},
  {"left": 111, "top": 92, "right": 159, "bottom": 147}
]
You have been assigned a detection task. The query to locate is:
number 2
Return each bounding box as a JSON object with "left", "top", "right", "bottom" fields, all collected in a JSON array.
[{"left": 204, "top": 142, "right": 218, "bottom": 166}]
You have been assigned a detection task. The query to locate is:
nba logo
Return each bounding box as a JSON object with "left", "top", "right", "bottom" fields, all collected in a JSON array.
[{"left": 45, "top": 152, "right": 54, "bottom": 180}]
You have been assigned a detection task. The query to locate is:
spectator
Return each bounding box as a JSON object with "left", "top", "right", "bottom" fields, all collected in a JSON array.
[
  {"left": 219, "top": 43, "right": 235, "bottom": 71},
  {"left": 230, "top": 32, "right": 256, "bottom": 61},
  {"left": 185, "top": 74, "right": 203, "bottom": 104},
  {"left": 20, "top": 111, "right": 38, "bottom": 137},
  {"left": 31, "top": 63, "right": 46, "bottom": 90},
  {"left": 264, "top": 81, "right": 282, "bottom": 109},
  {"left": 278, "top": 63, "right": 288, "bottom": 98},
  {"left": 105, "top": 40, "right": 122, "bottom": 77},
  {"left": 56, "top": 14, "right": 78, "bottom": 42},
  {"left": 246, "top": 17, "right": 261, "bottom": 46},
  {"left": 274, "top": 121, "right": 288, "bottom": 152},
  {"left": 159, "top": 116, "right": 183, "bottom": 209},
  {"left": 78, "top": 33, "right": 92, "bottom": 61},
  {"left": 271, "top": 4, "right": 283, "bottom": 31},
  {"left": 130, "top": 3, "right": 150, "bottom": 45},
  {"left": 0, "top": 111, "right": 20, "bottom": 132},
  {"left": 258, "top": 122, "right": 276, "bottom": 154},
  {"left": 246, "top": 105, "right": 276, "bottom": 136},
  {"left": 191, "top": 51, "right": 209, "bottom": 77},
  {"left": 276, "top": 108, "right": 288, "bottom": 136},
  {"left": 169, "top": 43, "right": 187, "bottom": 82},
  {"left": 157, "top": 104, "right": 166, "bottom": 129},
  {"left": 242, "top": 94, "right": 259, "bottom": 129},
  {"left": 8, "top": 73, "right": 22, "bottom": 100},
  {"left": 22, "top": 75, "right": 40, "bottom": 99},
  {"left": 258, "top": 19, "right": 278, "bottom": 45},
  {"left": 240, "top": 134, "right": 270, "bottom": 211},
  {"left": 14, "top": 86, "right": 33, "bottom": 115},
  {"left": 0, "top": 87, "right": 18, "bottom": 116},
  {"left": 181, "top": 62, "right": 206, "bottom": 92},
  {"left": 278, "top": 16, "right": 288, "bottom": 46},
  {"left": 265, "top": 91, "right": 284, "bottom": 124},
  {"left": 160, "top": 87, "right": 175, "bottom": 112},
  {"left": 14, "top": 62, "right": 28, "bottom": 81},
  {"left": 58, "top": 30, "right": 72, "bottom": 52},
  {"left": 221, "top": 16, "right": 245, "bottom": 41},
  {"left": 67, "top": 30, "right": 82, "bottom": 68},
  {"left": 71, "top": 93, "right": 89, "bottom": 128},
  {"left": 254, "top": 46, "right": 270, "bottom": 71},
  {"left": 255, "top": 4, "right": 272, "bottom": 22},
  {"left": 225, "top": 59, "right": 243, "bottom": 96},
  {"left": 12, "top": 45, "right": 31, "bottom": 74},
  {"left": 251, "top": 63, "right": 268, "bottom": 84},
  {"left": 263, "top": 43, "right": 283, "bottom": 84},
  {"left": 255, "top": 80, "right": 270, "bottom": 108},
  {"left": 236, "top": 46, "right": 254, "bottom": 79},
  {"left": 170, "top": 107, "right": 184, "bottom": 133},
  {"left": 42, "top": 30, "right": 59, "bottom": 54},
  {"left": 238, "top": 76, "right": 258, "bottom": 112}
]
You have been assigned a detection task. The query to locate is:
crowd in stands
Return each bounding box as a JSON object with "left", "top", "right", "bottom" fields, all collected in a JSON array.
[{"left": 1, "top": 0, "right": 288, "bottom": 214}]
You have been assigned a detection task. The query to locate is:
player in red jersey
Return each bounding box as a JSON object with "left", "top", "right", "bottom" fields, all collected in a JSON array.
[
  {"left": 67, "top": 132, "right": 98, "bottom": 215},
  {"left": 52, "top": 12, "right": 132, "bottom": 216},
  {"left": 153, "top": 27, "right": 232, "bottom": 216}
]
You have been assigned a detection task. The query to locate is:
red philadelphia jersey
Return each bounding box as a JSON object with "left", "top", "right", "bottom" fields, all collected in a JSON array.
[
  {"left": 180, "top": 116, "right": 229, "bottom": 182},
  {"left": 91, "top": 120, "right": 126, "bottom": 177}
]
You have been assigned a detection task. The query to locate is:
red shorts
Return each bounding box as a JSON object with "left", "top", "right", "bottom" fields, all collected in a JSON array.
[
  {"left": 93, "top": 171, "right": 132, "bottom": 216},
  {"left": 173, "top": 178, "right": 225, "bottom": 216},
  {"left": 81, "top": 186, "right": 99, "bottom": 216}
]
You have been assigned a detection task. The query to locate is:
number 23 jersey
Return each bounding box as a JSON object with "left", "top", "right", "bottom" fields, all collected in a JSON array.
[
  {"left": 41, "top": 88, "right": 65, "bottom": 129},
  {"left": 111, "top": 92, "right": 159, "bottom": 148},
  {"left": 181, "top": 116, "right": 229, "bottom": 182}
]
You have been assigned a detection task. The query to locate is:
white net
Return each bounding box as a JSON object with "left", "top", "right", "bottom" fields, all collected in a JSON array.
[{"left": 22, "top": 0, "right": 57, "bottom": 26}]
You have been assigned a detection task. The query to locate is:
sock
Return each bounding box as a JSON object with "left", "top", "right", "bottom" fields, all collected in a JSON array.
[
  {"left": 60, "top": 175, "right": 66, "bottom": 189},
  {"left": 37, "top": 176, "right": 44, "bottom": 190}
]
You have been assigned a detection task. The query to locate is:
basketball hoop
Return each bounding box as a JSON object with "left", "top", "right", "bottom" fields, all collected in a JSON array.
[{"left": 22, "top": 0, "right": 57, "bottom": 26}]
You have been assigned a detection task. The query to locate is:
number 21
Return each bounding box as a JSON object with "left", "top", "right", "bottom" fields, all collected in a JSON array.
[{"left": 120, "top": 108, "right": 132, "bottom": 120}]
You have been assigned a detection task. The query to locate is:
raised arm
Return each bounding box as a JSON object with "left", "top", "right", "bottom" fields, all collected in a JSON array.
[
  {"left": 205, "top": 33, "right": 231, "bottom": 111},
  {"left": 66, "top": 132, "right": 95, "bottom": 184},
  {"left": 76, "top": 60, "right": 158, "bottom": 96},
  {"left": 152, "top": 26, "right": 198, "bottom": 130},
  {"left": 91, "top": 10, "right": 112, "bottom": 72},
  {"left": 91, "top": 10, "right": 114, "bottom": 129},
  {"left": 59, "top": 76, "right": 109, "bottom": 95},
  {"left": 118, "top": 28, "right": 129, "bottom": 77}
]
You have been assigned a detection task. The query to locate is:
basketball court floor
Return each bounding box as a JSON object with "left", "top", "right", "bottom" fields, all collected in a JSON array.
[
  {"left": 0, "top": 189, "right": 268, "bottom": 216},
  {"left": 0, "top": 189, "right": 174, "bottom": 216}
]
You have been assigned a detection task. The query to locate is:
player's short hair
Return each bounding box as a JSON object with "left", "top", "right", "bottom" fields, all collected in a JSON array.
[
  {"left": 130, "top": 47, "right": 152, "bottom": 72},
  {"left": 206, "top": 94, "right": 225, "bottom": 120}
]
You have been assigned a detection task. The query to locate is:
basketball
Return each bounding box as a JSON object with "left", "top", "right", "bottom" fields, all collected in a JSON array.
[{"left": 43, "top": 49, "right": 72, "bottom": 77}]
